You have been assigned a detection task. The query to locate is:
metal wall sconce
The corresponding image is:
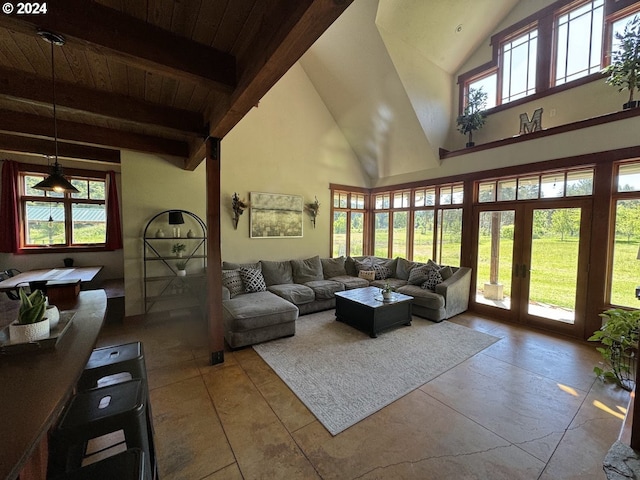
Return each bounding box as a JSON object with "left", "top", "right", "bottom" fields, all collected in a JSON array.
[{"left": 305, "top": 196, "right": 320, "bottom": 228}]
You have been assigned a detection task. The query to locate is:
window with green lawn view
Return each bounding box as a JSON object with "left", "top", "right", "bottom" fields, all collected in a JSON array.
[
  {"left": 21, "top": 172, "right": 107, "bottom": 248},
  {"left": 611, "top": 161, "right": 640, "bottom": 307},
  {"left": 332, "top": 190, "right": 367, "bottom": 257}
]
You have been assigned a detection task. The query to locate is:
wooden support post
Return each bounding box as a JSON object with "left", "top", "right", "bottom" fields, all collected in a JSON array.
[{"left": 206, "top": 138, "right": 224, "bottom": 365}]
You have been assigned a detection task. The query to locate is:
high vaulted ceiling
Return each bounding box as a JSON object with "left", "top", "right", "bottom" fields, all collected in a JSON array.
[{"left": 0, "top": 0, "right": 352, "bottom": 169}]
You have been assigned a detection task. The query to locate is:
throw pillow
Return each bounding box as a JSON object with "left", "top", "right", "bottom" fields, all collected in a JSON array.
[
  {"left": 321, "top": 256, "right": 347, "bottom": 279},
  {"left": 358, "top": 270, "right": 375, "bottom": 281},
  {"left": 291, "top": 255, "right": 324, "bottom": 283},
  {"left": 422, "top": 268, "right": 444, "bottom": 291},
  {"left": 372, "top": 264, "right": 392, "bottom": 280},
  {"left": 408, "top": 265, "right": 432, "bottom": 285},
  {"left": 354, "top": 258, "right": 373, "bottom": 272},
  {"left": 427, "top": 259, "right": 440, "bottom": 270},
  {"left": 439, "top": 265, "right": 454, "bottom": 281},
  {"left": 261, "top": 260, "right": 293, "bottom": 286},
  {"left": 221, "top": 269, "right": 244, "bottom": 297},
  {"left": 239, "top": 267, "right": 267, "bottom": 293}
]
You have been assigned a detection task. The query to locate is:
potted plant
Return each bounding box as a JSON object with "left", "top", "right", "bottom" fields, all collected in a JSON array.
[
  {"left": 231, "top": 192, "right": 250, "bottom": 230},
  {"left": 172, "top": 243, "right": 186, "bottom": 258},
  {"left": 588, "top": 307, "right": 640, "bottom": 391},
  {"left": 603, "top": 15, "right": 640, "bottom": 109},
  {"left": 9, "top": 288, "right": 50, "bottom": 342},
  {"left": 456, "top": 87, "right": 488, "bottom": 147},
  {"left": 380, "top": 282, "right": 394, "bottom": 301},
  {"left": 176, "top": 260, "right": 187, "bottom": 277}
]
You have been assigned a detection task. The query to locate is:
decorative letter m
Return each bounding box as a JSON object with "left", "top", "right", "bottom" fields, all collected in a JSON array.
[{"left": 519, "top": 108, "right": 543, "bottom": 134}]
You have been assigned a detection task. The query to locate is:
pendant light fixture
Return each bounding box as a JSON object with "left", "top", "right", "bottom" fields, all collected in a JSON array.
[{"left": 33, "top": 30, "right": 79, "bottom": 194}]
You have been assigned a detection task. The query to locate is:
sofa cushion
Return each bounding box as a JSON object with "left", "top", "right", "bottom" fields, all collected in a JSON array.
[
  {"left": 372, "top": 264, "right": 392, "bottom": 280},
  {"left": 223, "top": 291, "right": 298, "bottom": 332},
  {"left": 396, "top": 257, "right": 421, "bottom": 280},
  {"left": 268, "top": 283, "right": 315, "bottom": 305},
  {"left": 223, "top": 261, "right": 261, "bottom": 271},
  {"left": 239, "top": 267, "right": 267, "bottom": 293},
  {"left": 439, "top": 265, "right": 454, "bottom": 280},
  {"left": 221, "top": 269, "right": 244, "bottom": 298},
  {"left": 422, "top": 268, "right": 444, "bottom": 291},
  {"left": 331, "top": 275, "right": 369, "bottom": 290},
  {"left": 354, "top": 257, "right": 373, "bottom": 272},
  {"left": 261, "top": 260, "right": 294, "bottom": 286},
  {"left": 291, "top": 255, "right": 323, "bottom": 283},
  {"left": 321, "top": 256, "right": 347, "bottom": 279},
  {"left": 408, "top": 265, "right": 433, "bottom": 285},
  {"left": 304, "top": 280, "right": 345, "bottom": 300},
  {"left": 396, "top": 284, "right": 445, "bottom": 310}
]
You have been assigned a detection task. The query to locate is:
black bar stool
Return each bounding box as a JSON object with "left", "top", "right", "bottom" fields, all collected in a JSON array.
[
  {"left": 50, "top": 448, "right": 149, "bottom": 480},
  {"left": 48, "top": 380, "right": 153, "bottom": 478},
  {"left": 77, "top": 342, "right": 146, "bottom": 391}
]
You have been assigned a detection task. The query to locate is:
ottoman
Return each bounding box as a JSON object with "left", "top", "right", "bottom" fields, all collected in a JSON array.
[{"left": 223, "top": 291, "right": 299, "bottom": 349}]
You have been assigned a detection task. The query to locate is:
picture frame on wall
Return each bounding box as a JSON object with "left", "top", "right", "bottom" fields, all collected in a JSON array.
[{"left": 250, "top": 192, "right": 303, "bottom": 238}]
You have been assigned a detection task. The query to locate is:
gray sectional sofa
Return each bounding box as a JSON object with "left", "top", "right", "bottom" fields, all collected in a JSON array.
[{"left": 221, "top": 255, "right": 471, "bottom": 348}]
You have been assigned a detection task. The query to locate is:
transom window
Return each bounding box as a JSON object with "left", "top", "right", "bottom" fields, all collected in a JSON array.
[
  {"left": 501, "top": 28, "right": 538, "bottom": 103},
  {"left": 20, "top": 170, "right": 107, "bottom": 248}
]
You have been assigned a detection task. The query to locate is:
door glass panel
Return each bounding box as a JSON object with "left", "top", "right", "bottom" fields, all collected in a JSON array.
[
  {"left": 476, "top": 210, "right": 514, "bottom": 310},
  {"left": 610, "top": 199, "right": 640, "bottom": 307},
  {"left": 413, "top": 210, "right": 434, "bottom": 262},
  {"left": 527, "top": 207, "right": 580, "bottom": 323},
  {"left": 437, "top": 208, "right": 462, "bottom": 265}
]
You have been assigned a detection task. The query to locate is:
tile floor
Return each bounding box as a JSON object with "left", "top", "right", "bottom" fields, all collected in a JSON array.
[{"left": 96, "top": 310, "right": 630, "bottom": 480}]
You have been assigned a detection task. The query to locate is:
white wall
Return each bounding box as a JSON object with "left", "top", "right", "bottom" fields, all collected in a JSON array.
[{"left": 220, "top": 62, "right": 367, "bottom": 263}]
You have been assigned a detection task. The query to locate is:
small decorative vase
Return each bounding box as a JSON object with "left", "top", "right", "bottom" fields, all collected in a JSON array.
[
  {"left": 9, "top": 318, "right": 50, "bottom": 343},
  {"left": 177, "top": 252, "right": 183, "bottom": 258},
  {"left": 46, "top": 305, "right": 60, "bottom": 329},
  {"left": 382, "top": 291, "right": 393, "bottom": 301},
  {"left": 177, "top": 270, "right": 186, "bottom": 277},
  {"left": 156, "top": 229, "right": 165, "bottom": 238},
  {"left": 187, "top": 229, "right": 194, "bottom": 238}
]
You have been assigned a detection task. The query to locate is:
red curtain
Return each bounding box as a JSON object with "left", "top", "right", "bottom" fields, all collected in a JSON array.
[
  {"left": 105, "top": 170, "right": 123, "bottom": 250},
  {"left": 0, "top": 160, "right": 20, "bottom": 253}
]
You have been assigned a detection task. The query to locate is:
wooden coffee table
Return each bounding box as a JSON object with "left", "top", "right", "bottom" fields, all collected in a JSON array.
[{"left": 335, "top": 286, "right": 413, "bottom": 338}]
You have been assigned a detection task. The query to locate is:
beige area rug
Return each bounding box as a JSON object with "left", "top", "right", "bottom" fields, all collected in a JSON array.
[{"left": 253, "top": 310, "right": 499, "bottom": 435}]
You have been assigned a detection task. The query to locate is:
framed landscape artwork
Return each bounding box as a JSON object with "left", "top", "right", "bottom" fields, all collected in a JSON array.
[{"left": 250, "top": 192, "right": 303, "bottom": 238}]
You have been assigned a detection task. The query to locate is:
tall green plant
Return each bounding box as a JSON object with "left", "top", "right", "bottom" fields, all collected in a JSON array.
[
  {"left": 603, "top": 16, "right": 640, "bottom": 107},
  {"left": 588, "top": 307, "right": 640, "bottom": 391},
  {"left": 456, "top": 87, "right": 488, "bottom": 146},
  {"left": 17, "top": 288, "right": 47, "bottom": 325}
]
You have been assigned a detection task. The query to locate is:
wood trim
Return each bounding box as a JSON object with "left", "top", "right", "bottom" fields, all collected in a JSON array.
[
  {"left": 440, "top": 107, "right": 640, "bottom": 160},
  {"left": 0, "top": 133, "right": 120, "bottom": 163}
]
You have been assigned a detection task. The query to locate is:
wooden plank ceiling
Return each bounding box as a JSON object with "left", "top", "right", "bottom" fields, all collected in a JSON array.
[{"left": 0, "top": 0, "right": 352, "bottom": 168}]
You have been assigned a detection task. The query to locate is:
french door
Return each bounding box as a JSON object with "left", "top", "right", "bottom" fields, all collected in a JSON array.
[{"left": 472, "top": 199, "right": 591, "bottom": 337}]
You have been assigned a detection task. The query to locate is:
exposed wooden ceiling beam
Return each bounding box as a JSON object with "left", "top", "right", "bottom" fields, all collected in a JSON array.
[
  {"left": 0, "top": 110, "right": 189, "bottom": 158},
  {"left": 0, "top": 67, "right": 205, "bottom": 136},
  {"left": 0, "top": 134, "right": 120, "bottom": 163},
  {"left": 184, "top": 0, "right": 353, "bottom": 170},
  {"left": 0, "top": 0, "right": 236, "bottom": 91}
]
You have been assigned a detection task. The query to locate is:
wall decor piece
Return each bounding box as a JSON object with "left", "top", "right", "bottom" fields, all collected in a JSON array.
[
  {"left": 231, "top": 192, "right": 250, "bottom": 230},
  {"left": 250, "top": 192, "right": 303, "bottom": 238},
  {"left": 519, "top": 108, "right": 543, "bottom": 134},
  {"left": 305, "top": 196, "right": 320, "bottom": 228}
]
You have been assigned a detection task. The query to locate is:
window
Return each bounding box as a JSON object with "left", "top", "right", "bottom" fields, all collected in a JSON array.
[
  {"left": 501, "top": 28, "right": 538, "bottom": 103},
  {"left": 331, "top": 189, "right": 368, "bottom": 257},
  {"left": 555, "top": 0, "right": 604, "bottom": 85},
  {"left": 458, "top": 0, "right": 640, "bottom": 111},
  {"left": 19, "top": 169, "right": 107, "bottom": 249}
]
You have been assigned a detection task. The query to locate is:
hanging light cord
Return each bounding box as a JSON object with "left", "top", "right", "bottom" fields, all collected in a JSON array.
[{"left": 49, "top": 37, "right": 59, "bottom": 164}]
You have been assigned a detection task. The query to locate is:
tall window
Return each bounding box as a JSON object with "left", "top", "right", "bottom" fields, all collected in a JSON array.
[
  {"left": 555, "top": 0, "right": 604, "bottom": 85},
  {"left": 467, "top": 72, "right": 498, "bottom": 110},
  {"left": 610, "top": 161, "right": 640, "bottom": 307},
  {"left": 331, "top": 189, "right": 367, "bottom": 257},
  {"left": 20, "top": 170, "right": 107, "bottom": 248},
  {"left": 501, "top": 28, "right": 538, "bottom": 103}
]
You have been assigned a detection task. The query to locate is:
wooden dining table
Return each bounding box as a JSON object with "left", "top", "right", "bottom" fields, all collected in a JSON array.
[
  {"left": 0, "top": 289, "right": 107, "bottom": 480},
  {"left": 0, "top": 266, "right": 103, "bottom": 292}
]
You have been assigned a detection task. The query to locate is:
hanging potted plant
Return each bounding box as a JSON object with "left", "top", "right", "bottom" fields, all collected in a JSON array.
[
  {"left": 456, "top": 87, "right": 488, "bottom": 147},
  {"left": 603, "top": 15, "right": 640, "bottom": 110},
  {"left": 10, "top": 288, "right": 49, "bottom": 343},
  {"left": 588, "top": 307, "right": 640, "bottom": 391}
]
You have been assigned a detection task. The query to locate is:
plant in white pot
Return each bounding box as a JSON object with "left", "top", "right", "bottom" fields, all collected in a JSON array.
[
  {"left": 176, "top": 260, "right": 187, "bottom": 277},
  {"left": 456, "top": 87, "right": 488, "bottom": 147},
  {"left": 603, "top": 15, "right": 640, "bottom": 109},
  {"left": 380, "top": 282, "right": 395, "bottom": 301},
  {"left": 10, "top": 288, "right": 50, "bottom": 342}
]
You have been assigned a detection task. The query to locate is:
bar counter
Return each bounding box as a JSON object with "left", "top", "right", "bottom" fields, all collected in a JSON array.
[{"left": 0, "top": 290, "right": 107, "bottom": 480}]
